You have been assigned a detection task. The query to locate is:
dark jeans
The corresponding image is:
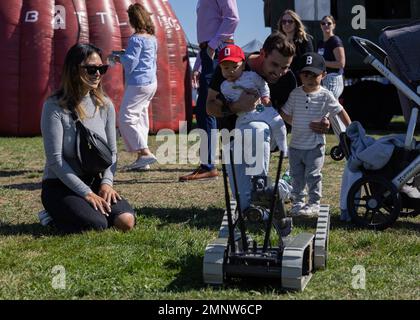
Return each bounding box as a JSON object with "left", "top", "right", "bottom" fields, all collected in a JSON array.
[
  {"left": 41, "top": 177, "right": 135, "bottom": 234},
  {"left": 196, "top": 48, "right": 218, "bottom": 171}
]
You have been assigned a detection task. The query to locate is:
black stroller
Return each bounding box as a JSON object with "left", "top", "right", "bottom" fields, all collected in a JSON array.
[{"left": 341, "top": 22, "right": 420, "bottom": 230}]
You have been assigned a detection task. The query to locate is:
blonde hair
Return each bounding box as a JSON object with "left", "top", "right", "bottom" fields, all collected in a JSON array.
[
  {"left": 127, "top": 3, "right": 155, "bottom": 35},
  {"left": 278, "top": 9, "right": 309, "bottom": 43},
  {"left": 54, "top": 43, "right": 107, "bottom": 119}
]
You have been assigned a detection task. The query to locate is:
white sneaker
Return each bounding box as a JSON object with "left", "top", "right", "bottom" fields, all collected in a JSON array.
[
  {"left": 38, "top": 210, "right": 53, "bottom": 226},
  {"left": 298, "top": 204, "right": 320, "bottom": 217},
  {"left": 290, "top": 202, "right": 305, "bottom": 215},
  {"left": 134, "top": 164, "right": 150, "bottom": 171},
  {"left": 126, "top": 155, "right": 157, "bottom": 171}
]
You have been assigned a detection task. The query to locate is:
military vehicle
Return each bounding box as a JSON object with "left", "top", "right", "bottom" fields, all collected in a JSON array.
[{"left": 263, "top": 0, "right": 420, "bottom": 128}]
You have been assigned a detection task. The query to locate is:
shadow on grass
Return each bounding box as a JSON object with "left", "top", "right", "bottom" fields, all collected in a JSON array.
[
  {"left": 164, "top": 254, "right": 287, "bottom": 294},
  {"left": 294, "top": 214, "right": 419, "bottom": 232},
  {"left": 139, "top": 206, "right": 224, "bottom": 231},
  {"left": 164, "top": 254, "right": 205, "bottom": 291},
  {"left": 291, "top": 214, "right": 350, "bottom": 231},
  {"left": 2, "top": 182, "right": 41, "bottom": 190},
  {"left": 148, "top": 168, "right": 199, "bottom": 173},
  {"left": 0, "top": 170, "right": 43, "bottom": 178},
  {"left": 117, "top": 167, "right": 195, "bottom": 174},
  {"left": 312, "top": 213, "right": 419, "bottom": 232},
  {"left": 0, "top": 222, "right": 59, "bottom": 237},
  {"left": 115, "top": 179, "right": 179, "bottom": 184},
  {"left": 391, "top": 218, "right": 420, "bottom": 232}
]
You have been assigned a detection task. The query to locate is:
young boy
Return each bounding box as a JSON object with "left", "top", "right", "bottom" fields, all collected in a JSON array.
[
  {"left": 281, "top": 52, "right": 351, "bottom": 216},
  {"left": 218, "top": 44, "right": 288, "bottom": 156}
]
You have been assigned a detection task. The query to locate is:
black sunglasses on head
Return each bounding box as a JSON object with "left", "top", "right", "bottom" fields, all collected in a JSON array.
[{"left": 81, "top": 65, "right": 109, "bottom": 75}]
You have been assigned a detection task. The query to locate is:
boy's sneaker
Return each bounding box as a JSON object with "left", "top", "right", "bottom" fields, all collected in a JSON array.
[
  {"left": 290, "top": 202, "right": 305, "bottom": 215},
  {"left": 38, "top": 210, "right": 53, "bottom": 226},
  {"left": 298, "top": 204, "right": 320, "bottom": 217}
]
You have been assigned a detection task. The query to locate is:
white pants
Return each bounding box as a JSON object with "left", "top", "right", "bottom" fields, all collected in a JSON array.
[
  {"left": 322, "top": 73, "right": 344, "bottom": 99},
  {"left": 225, "top": 121, "right": 271, "bottom": 211},
  {"left": 236, "top": 107, "right": 288, "bottom": 156},
  {"left": 119, "top": 82, "right": 157, "bottom": 152}
]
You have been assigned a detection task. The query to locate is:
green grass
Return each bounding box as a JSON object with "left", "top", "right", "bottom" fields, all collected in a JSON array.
[{"left": 0, "top": 125, "right": 419, "bottom": 300}]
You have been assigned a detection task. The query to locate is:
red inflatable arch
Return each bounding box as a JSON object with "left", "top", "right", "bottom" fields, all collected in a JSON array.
[{"left": 0, "top": 0, "right": 191, "bottom": 136}]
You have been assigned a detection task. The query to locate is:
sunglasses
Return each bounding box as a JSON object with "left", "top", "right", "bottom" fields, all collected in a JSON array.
[
  {"left": 321, "top": 22, "right": 333, "bottom": 26},
  {"left": 281, "top": 19, "right": 295, "bottom": 25},
  {"left": 81, "top": 65, "right": 109, "bottom": 75}
]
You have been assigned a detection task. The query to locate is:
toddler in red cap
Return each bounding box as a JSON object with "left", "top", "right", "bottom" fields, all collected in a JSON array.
[{"left": 219, "top": 44, "right": 288, "bottom": 155}]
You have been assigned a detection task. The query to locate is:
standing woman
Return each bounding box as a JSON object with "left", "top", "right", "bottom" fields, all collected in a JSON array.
[
  {"left": 317, "top": 15, "right": 346, "bottom": 99},
  {"left": 117, "top": 3, "right": 158, "bottom": 171},
  {"left": 278, "top": 9, "right": 314, "bottom": 83},
  {"left": 41, "top": 43, "right": 136, "bottom": 234}
]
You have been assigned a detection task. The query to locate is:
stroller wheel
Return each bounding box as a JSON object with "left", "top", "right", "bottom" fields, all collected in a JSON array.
[
  {"left": 347, "top": 176, "right": 400, "bottom": 231},
  {"left": 330, "top": 145, "right": 345, "bottom": 161}
]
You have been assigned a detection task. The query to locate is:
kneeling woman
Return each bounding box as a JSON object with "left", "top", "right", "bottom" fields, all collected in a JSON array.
[{"left": 41, "top": 43, "right": 135, "bottom": 234}]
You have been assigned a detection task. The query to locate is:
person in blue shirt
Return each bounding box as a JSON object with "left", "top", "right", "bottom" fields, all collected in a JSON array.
[{"left": 116, "top": 3, "right": 158, "bottom": 171}]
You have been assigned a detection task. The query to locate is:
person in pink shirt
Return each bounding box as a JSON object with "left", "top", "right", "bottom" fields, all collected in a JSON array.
[{"left": 179, "top": 0, "right": 239, "bottom": 182}]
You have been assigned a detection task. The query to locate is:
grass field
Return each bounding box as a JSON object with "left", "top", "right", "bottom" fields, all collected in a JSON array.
[{"left": 0, "top": 120, "right": 419, "bottom": 300}]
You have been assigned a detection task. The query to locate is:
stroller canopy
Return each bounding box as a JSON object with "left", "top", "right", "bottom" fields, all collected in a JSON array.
[{"left": 379, "top": 21, "right": 420, "bottom": 82}]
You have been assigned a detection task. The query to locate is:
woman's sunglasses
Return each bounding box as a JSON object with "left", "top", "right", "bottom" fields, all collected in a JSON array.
[
  {"left": 321, "top": 22, "right": 333, "bottom": 26},
  {"left": 81, "top": 65, "right": 109, "bottom": 75},
  {"left": 281, "top": 19, "right": 295, "bottom": 25}
]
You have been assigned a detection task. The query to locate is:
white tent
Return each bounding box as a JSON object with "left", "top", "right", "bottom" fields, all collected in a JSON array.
[{"left": 242, "top": 39, "right": 264, "bottom": 53}]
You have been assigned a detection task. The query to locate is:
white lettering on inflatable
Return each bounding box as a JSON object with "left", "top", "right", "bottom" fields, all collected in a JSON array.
[
  {"left": 96, "top": 12, "right": 107, "bottom": 24},
  {"left": 53, "top": 5, "right": 66, "bottom": 30},
  {"left": 115, "top": 14, "right": 127, "bottom": 27},
  {"left": 74, "top": 11, "right": 86, "bottom": 24},
  {"left": 25, "top": 11, "right": 39, "bottom": 23},
  {"left": 156, "top": 15, "right": 163, "bottom": 27},
  {"left": 168, "top": 17, "right": 180, "bottom": 31},
  {"left": 23, "top": 8, "right": 137, "bottom": 29},
  {"left": 157, "top": 15, "right": 180, "bottom": 31}
]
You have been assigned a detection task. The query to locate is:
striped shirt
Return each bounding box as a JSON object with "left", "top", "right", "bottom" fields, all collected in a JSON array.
[{"left": 282, "top": 86, "right": 343, "bottom": 150}]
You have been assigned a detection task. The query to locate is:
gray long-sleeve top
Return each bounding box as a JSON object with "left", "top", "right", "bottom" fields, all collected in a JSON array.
[{"left": 41, "top": 94, "right": 117, "bottom": 197}]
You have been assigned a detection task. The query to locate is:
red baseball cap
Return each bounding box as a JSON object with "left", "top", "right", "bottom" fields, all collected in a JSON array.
[{"left": 218, "top": 44, "right": 245, "bottom": 63}]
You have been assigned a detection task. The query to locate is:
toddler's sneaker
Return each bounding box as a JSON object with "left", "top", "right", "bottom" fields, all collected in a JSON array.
[
  {"left": 290, "top": 202, "right": 305, "bottom": 216},
  {"left": 298, "top": 203, "right": 320, "bottom": 217}
]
